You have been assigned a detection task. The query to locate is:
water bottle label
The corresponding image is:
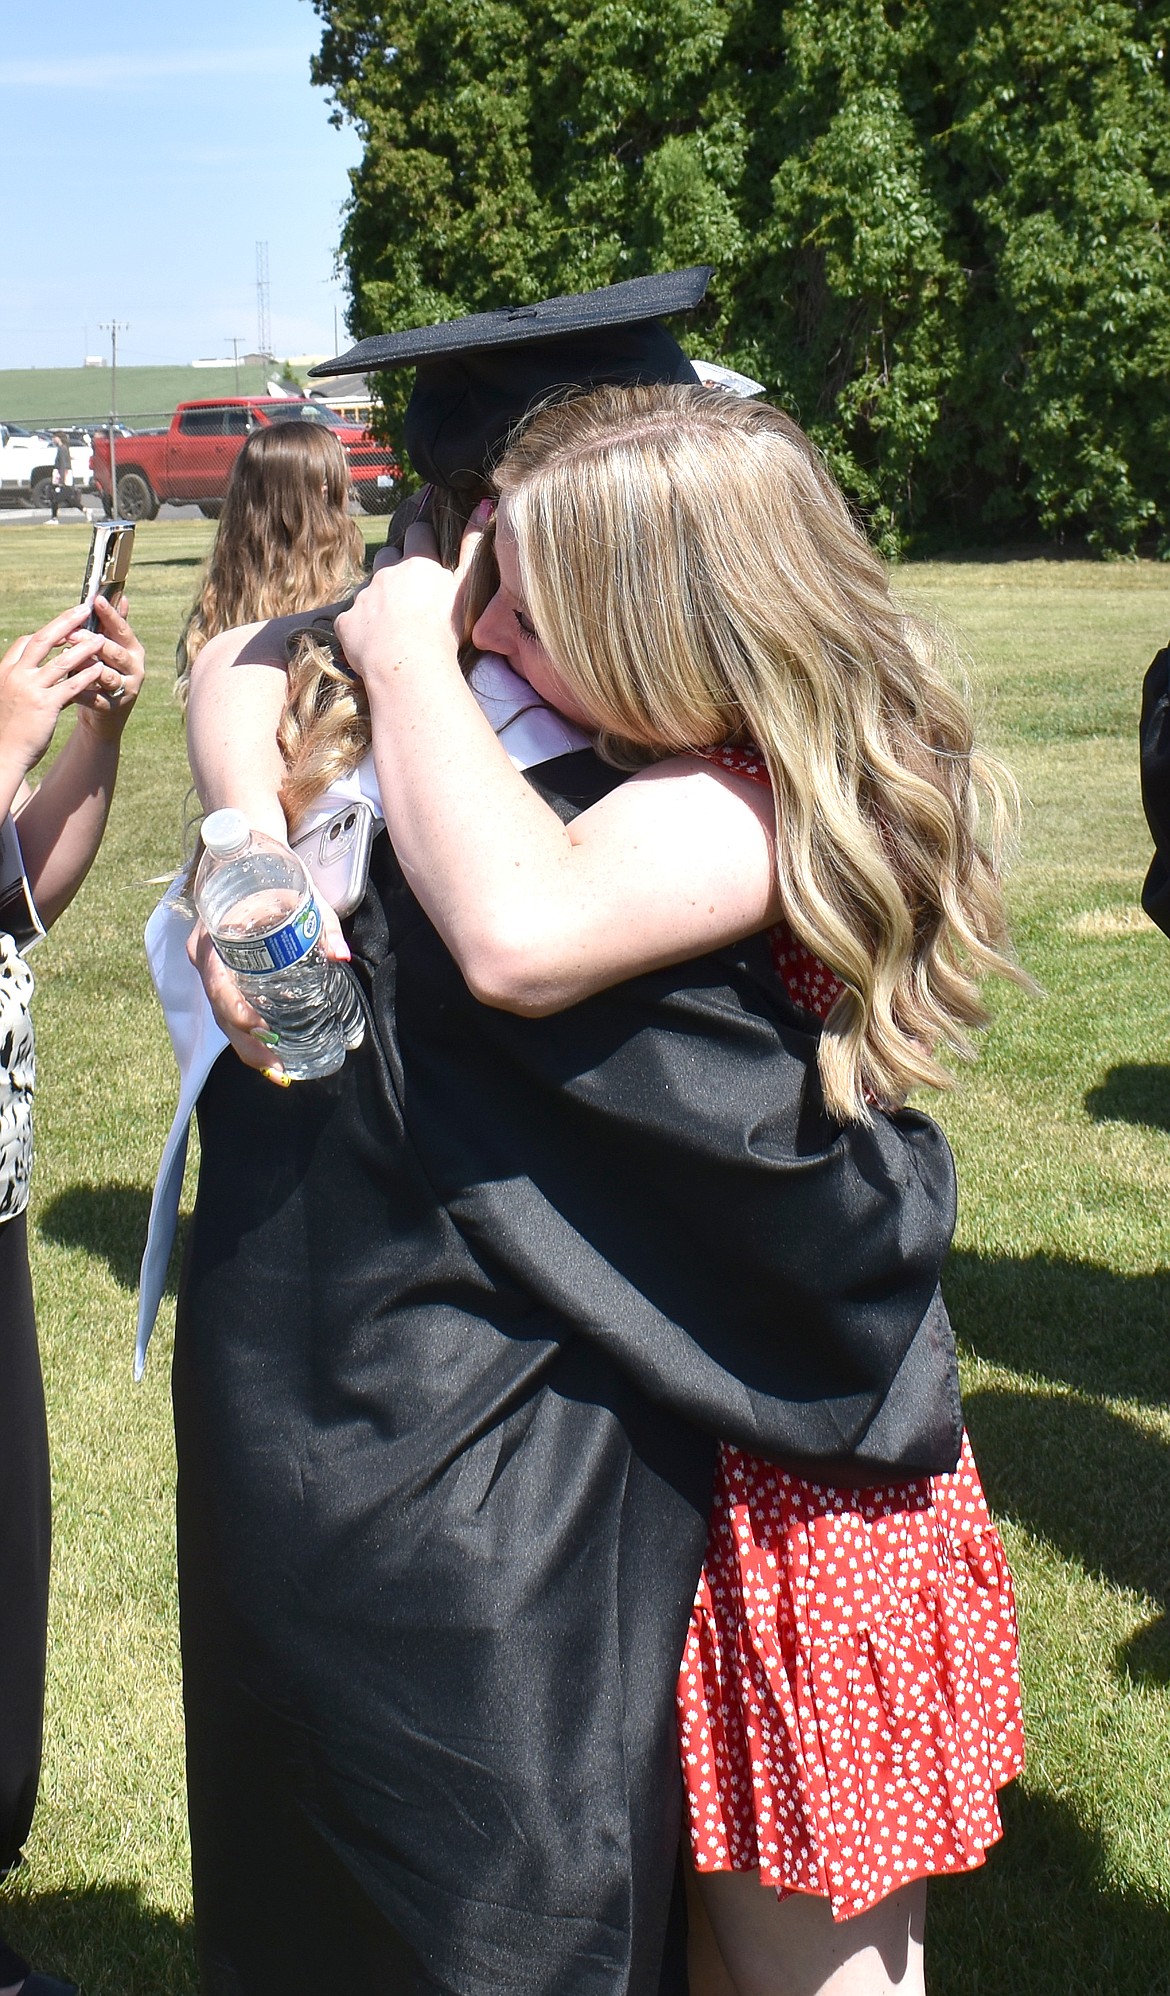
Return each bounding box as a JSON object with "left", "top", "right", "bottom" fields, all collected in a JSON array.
[{"left": 215, "top": 899, "right": 321, "bottom": 975}]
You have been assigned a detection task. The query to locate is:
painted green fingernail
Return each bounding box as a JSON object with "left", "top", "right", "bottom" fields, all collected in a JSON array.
[{"left": 252, "top": 1029, "right": 281, "bottom": 1047}]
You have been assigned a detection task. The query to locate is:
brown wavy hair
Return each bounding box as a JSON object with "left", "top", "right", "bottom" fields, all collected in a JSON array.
[
  {"left": 175, "top": 420, "right": 366, "bottom": 700},
  {"left": 491, "top": 383, "right": 1026, "bottom": 1122}
]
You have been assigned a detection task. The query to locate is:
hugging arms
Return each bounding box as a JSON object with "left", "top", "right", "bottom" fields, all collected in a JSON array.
[
  {"left": 166, "top": 384, "right": 1020, "bottom": 1996},
  {"left": 184, "top": 518, "right": 782, "bottom": 1062}
]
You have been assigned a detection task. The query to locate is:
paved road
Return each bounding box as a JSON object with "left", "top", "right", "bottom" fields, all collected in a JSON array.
[
  {"left": 0, "top": 499, "right": 205, "bottom": 527},
  {"left": 1, "top": 498, "right": 381, "bottom": 528}
]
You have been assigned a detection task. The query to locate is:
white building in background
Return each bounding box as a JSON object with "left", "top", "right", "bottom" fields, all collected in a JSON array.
[{"left": 307, "top": 373, "right": 375, "bottom": 426}]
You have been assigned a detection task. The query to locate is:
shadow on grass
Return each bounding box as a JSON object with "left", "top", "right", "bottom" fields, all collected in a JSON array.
[
  {"left": 948, "top": 1249, "right": 1170, "bottom": 1685},
  {"left": 963, "top": 1386, "right": 1170, "bottom": 1682},
  {"left": 3, "top": 1800, "right": 1167, "bottom": 1996},
  {"left": 1084, "top": 1062, "right": 1170, "bottom": 1132},
  {"left": 1122, "top": 1611, "right": 1170, "bottom": 1685},
  {"left": 37, "top": 1183, "right": 187, "bottom": 1298},
  {"left": 946, "top": 1248, "right": 1170, "bottom": 1407},
  {"left": 0, "top": 1881, "right": 195, "bottom": 1996},
  {"left": 929, "top": 1784, "right": 1170, "bottom": 1994}
]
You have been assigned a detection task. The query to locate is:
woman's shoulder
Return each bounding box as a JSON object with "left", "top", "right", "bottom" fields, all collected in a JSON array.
[
  {"left": 615, "top": 749, "right": 777, "bottom": 835},
  {"left": 199, "top": 604, "right": 351, "bottom": 674},
  {"left": 693, "top": 743, "right": 770, "bottom": 788}
]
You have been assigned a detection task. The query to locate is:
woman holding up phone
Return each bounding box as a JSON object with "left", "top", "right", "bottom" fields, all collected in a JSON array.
[{"left": 0, "top": 597, "right": 143, "bottom": 1996}]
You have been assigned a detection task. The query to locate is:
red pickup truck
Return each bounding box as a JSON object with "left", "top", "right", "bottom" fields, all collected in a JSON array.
[{"left": 91, "top": 397, "right": 399, "bottom": 520}]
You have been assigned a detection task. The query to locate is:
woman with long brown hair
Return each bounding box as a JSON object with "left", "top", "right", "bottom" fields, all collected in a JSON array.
[{"left": 174, "top": 419, "right": 365, "bottom": 695}]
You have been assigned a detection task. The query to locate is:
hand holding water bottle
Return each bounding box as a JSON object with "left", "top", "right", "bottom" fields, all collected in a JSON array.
[{"left": 194, "top": 810, "right": 363, "bottom": 1082}]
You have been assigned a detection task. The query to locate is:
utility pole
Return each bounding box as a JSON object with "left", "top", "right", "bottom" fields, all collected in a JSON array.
[
  {"left": 228, "top": 336, "right": 243, "bottom": 395},
  {"left": 99, "top": 320, "right": 127, "bottom": 516}
]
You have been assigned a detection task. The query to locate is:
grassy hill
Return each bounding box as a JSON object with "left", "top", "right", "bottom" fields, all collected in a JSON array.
[{"left": 0, "top": 362, "right": 308, "bottom": 431}]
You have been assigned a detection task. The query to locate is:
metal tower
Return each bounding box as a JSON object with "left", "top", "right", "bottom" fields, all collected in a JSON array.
[{"left": 256, "top": 241, "right": 271, "bottom": 358}]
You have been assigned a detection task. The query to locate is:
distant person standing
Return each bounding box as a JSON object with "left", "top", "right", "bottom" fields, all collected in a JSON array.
[{"left": 44, "top": 438, "right": 85, "bottom": 527}]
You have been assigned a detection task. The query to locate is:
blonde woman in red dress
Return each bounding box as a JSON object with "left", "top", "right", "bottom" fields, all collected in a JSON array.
[{"left": 328, "top": 382, "right": 1025, "bottom": 1996}]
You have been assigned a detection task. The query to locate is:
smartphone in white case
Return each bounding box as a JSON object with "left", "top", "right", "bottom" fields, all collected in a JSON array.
[{"left": 80, "top": 521, "right": 135, "bottom": 630}]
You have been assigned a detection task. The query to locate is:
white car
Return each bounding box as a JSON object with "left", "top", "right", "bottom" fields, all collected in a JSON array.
[
  {"left": 0, "top": 424, "right": 94, "bottom": 508},
  {"left": 0, "top": 423, "right": 50, "bottom": 501}
]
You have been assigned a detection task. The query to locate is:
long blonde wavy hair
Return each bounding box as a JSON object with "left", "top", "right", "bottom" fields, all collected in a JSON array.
[
  {"left": 491, "top": 383, "right": 1024, "bottom": 1123},
  {"left": 175, "top": 420, "right": 366, "bottom": 702}
]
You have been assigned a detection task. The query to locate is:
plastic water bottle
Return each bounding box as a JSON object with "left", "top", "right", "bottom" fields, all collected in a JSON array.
[{"left": 195, "top": 808, "right": 364, "bottom": 1081}]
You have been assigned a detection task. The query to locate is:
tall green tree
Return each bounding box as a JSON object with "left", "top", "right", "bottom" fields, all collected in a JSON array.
[{"left": 312, "top": 0, "right": 1170, "bottom": 552}]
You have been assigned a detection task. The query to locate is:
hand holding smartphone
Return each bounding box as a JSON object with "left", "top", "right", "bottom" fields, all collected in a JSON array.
[{"left": 80, "top": 521, "right": 135, "bottom": 632}]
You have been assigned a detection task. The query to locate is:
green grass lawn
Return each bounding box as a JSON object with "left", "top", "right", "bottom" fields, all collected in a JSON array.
[{"left": 0, "top": 524, "right": 1168, "bottom": 1993}]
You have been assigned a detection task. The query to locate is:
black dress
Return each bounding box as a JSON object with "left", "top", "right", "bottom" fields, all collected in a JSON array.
[
  {"left": 0, "top": 984, "right": 52, "bottom": 1987},
  {"left": 0, "top": 1210, "right": 50, "bottom": 1882},
  {"left": 1, "top": 924, "right": 51, "bottom": 1897},
  {"left": 173, "top": 753, "right": 960, "bottom": 1996}
]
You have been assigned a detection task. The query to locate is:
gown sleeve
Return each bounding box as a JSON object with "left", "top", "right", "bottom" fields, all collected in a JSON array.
[
  {"left": 1140, "top": 644, "right": 1170, "bottom": 936},
  {"left": 359, "top": 825, "right": 962, "bottom": 1483}
]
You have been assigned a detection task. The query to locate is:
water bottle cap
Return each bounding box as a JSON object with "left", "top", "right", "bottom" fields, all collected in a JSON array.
[{"left": 201, "top": 808, "right": 251, "bottom": 858}]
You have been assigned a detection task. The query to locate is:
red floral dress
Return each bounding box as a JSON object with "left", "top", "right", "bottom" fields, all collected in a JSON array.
[{"left": 677, "top": 747, "right": 1024, "bottom": 1920}]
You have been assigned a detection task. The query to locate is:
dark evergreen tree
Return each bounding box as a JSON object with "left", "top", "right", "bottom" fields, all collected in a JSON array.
[{"left": 312, "top": 0, "right": 1170, "bottom": 551}]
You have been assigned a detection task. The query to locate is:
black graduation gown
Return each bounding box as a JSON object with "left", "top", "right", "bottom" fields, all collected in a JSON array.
[
  {"left": 173, "top": 752, "right": 960, "bottom": 1996},
  {"left": 1140, "top": 644, "right": 1170, "bottom": 935}
]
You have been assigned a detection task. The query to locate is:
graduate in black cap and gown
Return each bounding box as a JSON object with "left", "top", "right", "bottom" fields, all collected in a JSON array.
[{"left": 160, "top": 273, "right": 966, "bottom": 1996}]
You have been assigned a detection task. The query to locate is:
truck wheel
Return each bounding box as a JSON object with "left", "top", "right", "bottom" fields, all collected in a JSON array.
[
  {"left": 30, "top": 473, "right": 55, "bottom": 510},
  {"left": 198, "top": 501, "right": 223, "bottom": 519},
  {"left": 116, "top": 472, "right": 158, "bottom": 521},
  {"left": 356, "top": 482, "right": 396, "bottom": 515}
]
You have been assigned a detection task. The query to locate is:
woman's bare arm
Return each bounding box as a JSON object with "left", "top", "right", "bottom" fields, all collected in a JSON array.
[
  {"left": 184, "top": 610, "right": 355, "bottom": 1077},
  {"left": 186, "top": 561, "right": 778, "bottom": 1040},
  {"left": 184, "top": 617, "right": 304, "bottom": 837},
  {"left": 1, "top": 599, "right": 142, "bottom": 928},
  {"left": 336, "top": 528, "right": 781, "bottom": 1016},
  {"left": 15, "top": 598, "right": 144, "bottom": 926}
]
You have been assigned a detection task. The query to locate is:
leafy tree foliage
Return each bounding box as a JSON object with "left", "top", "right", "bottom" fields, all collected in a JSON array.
[{"left": 312, "top": 0, "right": 1170, "bottom": 551}]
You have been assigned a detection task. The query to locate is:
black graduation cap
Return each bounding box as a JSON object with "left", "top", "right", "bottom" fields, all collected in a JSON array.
[{"left": 308, "top": 267, "right": 713, "bottom": 490}]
